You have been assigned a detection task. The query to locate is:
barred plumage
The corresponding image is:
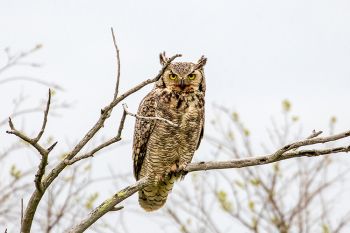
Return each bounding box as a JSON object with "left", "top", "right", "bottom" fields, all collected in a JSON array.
[{"left": 132, "top": 54, "right": 207, "bottom": 211}]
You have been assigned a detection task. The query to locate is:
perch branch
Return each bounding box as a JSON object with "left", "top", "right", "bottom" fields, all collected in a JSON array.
[{"left": 69, "top": 129, "right": 350, "bottom": 233}]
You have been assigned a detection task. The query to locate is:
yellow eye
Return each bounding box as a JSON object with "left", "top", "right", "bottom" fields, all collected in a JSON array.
[
  {"left": 169, "top": 73, "right": 177, "bottom": 80},
  {"left": 188, "top": 73, "right": 196, "bottom": 80}
]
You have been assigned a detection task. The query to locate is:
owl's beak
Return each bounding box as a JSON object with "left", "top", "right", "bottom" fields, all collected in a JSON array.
[{"left": 179, "top": 79, "right": 186, "bottom": 90}]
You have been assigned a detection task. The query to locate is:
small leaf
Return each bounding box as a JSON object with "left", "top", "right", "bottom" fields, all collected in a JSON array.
[
  {"left": 282, "top": 99, "right": 291, "bottom": 112},
  {"left": 250, "top": 179, "right": 261, "bottom": 186},
  {"left": 330, "top": 116, "right": 337, "bottom": 124},
  {"left": 216, "top": 190, "right": 233, "bottom": 212},
  {"left": 85, "top": 192, "right": 99, "bottom": 209},
  {"left": 292, "top": 115, "right": 299, "bottom": 122},
  {"left": 243, "top": 128, "right": 250, "bottom": 137},
  {"left": 248, "top": 200, "right": 255, "bottom": 212},
  {"left": 235, "top": 180, "right": 244, "bottom": 189},
  {"left": 231, "top": 112, "right": 239, "bottom": 122},
  {"left": 322, "top": 224, "right": 330, "bottom": 233},
  {"left": 227, "top": 131, "right": 235, "bottom": 141},
  {"left": 10, "top": 165, "right": 22, "bottom": 179}
]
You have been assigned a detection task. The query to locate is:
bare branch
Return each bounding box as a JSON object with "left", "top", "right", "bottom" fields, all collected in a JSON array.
[
  {"left": 185, "top": 144, "right": 350, "bottom": 172},
  {"left": 68, "top": 178, "right": 149, "bottom": 233},
  {"left": 6, "top": 118, "right": 48, "bottom": 157},
  {"left": 65, "top": 108, "right": 127, "bottom": 165},
  {"left": 0, "top": 76, "right": 63, "bottom": 91},
  {"left": 68, "top": 129, "right": 350, "bottom": 233},
  {"left": 0, "top": 44, "right": 42, "bottom": 74},
  {"left": 21, "top": 198, "right": 23, "bottom": 226},
  {"left": 122, "top": 103, "right": 178, "bottom": 127},
  {"left": 111, "top": 27, "right": 121, "bottom": 99},
  {"left": 6, "top": 89, "right": 55, "bottom": 193},
  {"left": 64, "top": 136, "right": 121, "bottom": 165},
  {"left": 17, "top": 49, "right": 181, "bottom": 233},
  {"left": 33, "top": 89, "right": 51, "bottom": 143},
  {"left": 306, "top": 130, "right": 323, "bottom": 139}
]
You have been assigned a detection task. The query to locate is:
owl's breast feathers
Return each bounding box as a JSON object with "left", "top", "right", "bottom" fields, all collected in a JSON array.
[{"left": 132, "top": 88, "right": 204, "bottom": 181}]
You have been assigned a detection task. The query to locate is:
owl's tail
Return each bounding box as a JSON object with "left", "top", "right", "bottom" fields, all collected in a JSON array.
[{"left": 138, "top": 176, "right": 176, "bottom": 211}]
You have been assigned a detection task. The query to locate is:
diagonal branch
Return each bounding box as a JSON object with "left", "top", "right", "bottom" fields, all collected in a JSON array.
[
  {"left": 68, "top": 178, "right": 149, "bottom": 233},
  {"left": 64, "top": 109, "right": 127, "bottom": 165}
]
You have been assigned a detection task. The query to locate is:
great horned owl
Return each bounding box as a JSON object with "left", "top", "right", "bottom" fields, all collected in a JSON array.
[{"left": 132, "top": 53, "right": 207, "bottom": 211}]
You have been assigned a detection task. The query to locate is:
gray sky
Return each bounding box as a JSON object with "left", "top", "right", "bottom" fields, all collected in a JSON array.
[{"left": 1, "top": 0, "right": 350, "bottom": 232}]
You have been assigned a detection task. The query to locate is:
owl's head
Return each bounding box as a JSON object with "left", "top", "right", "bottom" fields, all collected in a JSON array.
[{"left": 157, "top": 52, "right": 207, "bottom": 93}]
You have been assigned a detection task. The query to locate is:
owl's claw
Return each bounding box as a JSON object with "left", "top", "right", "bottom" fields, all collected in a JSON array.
[
  {"left": 155, "top": 174, "right": 166, "bottom": 185},
  {"left": 164, "top": 163, "right": 188, "bottom": 180},
  {"left": 176, "top": 163, "right": 189, "bottom": 178}
]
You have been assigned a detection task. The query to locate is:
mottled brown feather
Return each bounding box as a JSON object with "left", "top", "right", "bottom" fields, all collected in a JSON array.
[{"left": 132, "top": 56, "right": 207, "bottom": 211}]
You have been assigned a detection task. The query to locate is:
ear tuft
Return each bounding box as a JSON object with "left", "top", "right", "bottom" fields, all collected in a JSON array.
[
  {"left": 159, "top": 51, "right": 168, "bottom": 66},
  {"left": 195, "top": 55, "right": 207, "bottom": 70}
]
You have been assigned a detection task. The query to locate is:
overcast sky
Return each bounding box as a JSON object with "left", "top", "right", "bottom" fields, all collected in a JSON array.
[{"left": 1, "top": 0, "right": 350, "bottom": 232}]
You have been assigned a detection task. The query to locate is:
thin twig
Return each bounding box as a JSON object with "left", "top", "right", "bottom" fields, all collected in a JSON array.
[
  {"left": 111, "top": 27, "right": 121, "bottom": 99},
  {"left": 0, "top": 44, "right": 42, "bottom": 74},
  {"left": 21, "top": 198, "right": 23, "bottom": 226},
  {"left": 33, "top": 89, "right": 51, "bottom": 143},
  {"left": 122, "top": 103, "right": 178, "bottom": 127},
  {"left": 0, "top": 76, "right": 63, "bottom": 90},
  {"left": 110, "top": 206, "right": 124, "bottom": 211}
]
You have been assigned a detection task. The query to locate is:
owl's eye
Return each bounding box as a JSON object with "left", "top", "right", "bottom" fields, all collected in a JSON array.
[
  {"left": 187, "top": 73, "right": 196, "bottom": 80},
  {"left": 169, "top": 73, "right": 178, "bottom": 80}
]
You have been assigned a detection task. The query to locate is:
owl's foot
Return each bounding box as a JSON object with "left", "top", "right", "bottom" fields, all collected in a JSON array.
[
  {"left": 155, "top": 174, "right": 166, "bottom": 186},
  {"left": 164, "top": 164, "right": 178, "bottom": 179},
  {"left": 176, "top": 163, "right": 189, "bottom": 180},
  {"left": 164, "top": 163, "right": 189, "bottom": 180}
]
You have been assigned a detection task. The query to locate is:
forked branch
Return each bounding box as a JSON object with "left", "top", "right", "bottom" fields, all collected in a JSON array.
[{"left": 6, "top": 89, "right": 57, "bottom": 192}]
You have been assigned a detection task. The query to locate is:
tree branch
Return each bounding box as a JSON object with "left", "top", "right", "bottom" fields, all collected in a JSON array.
[
  {"left": 64, "top": 109, "right": 127, "bottom": 165},
  {"left": 68, "top": 129, "right": 350, "bottom": 233},
  {"left": 13, "top": 46, "right": 181, "bottom": 233},
  {"left": 33, "top": 89, "right": 51, "bottom": 143},
  {"left": 111, "top": 27, "right": 121, "bottom": 100},
  {"left": 122, "top": 103, "right": 178, "bottom": 127},
  {"left": 6, "top": 89, "right": 56, "bottom": 193},
  {"left": 68, "top": 178, "right": 149, "bottom": 233}
]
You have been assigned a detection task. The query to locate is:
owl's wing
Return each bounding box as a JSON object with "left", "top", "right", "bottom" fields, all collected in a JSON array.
[
  {"left": 196, "top": 124, "right": 204, "bottom": 150},
  {"left": 132, "top": 90, "right": 157, "bottom": 180},
  {"left": 196, "top": 108, "right": 205, "bottom": 150}
]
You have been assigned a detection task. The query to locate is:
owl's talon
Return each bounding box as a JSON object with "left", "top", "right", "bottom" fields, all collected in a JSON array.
[
  {"left": 176, "top": 163, "right": 187, "bottom": 173},
  {"left": 170, "top": 163, "right": 177, "bottom": 173},
  {"left": 155, "top": 174, "right": 165, "bottom": 185}
]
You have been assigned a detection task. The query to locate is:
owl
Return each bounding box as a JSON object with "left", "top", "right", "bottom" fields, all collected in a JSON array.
[{"left": 132, "top": 53, "right": 207, "bottom": 211}]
